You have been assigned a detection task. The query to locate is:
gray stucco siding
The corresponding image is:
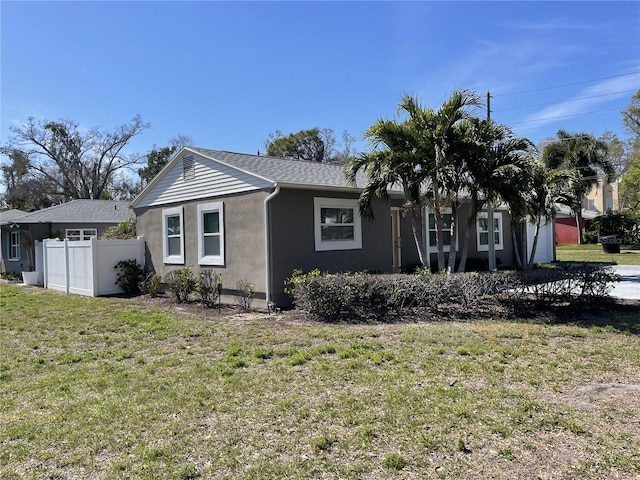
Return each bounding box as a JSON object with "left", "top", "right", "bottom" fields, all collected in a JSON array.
[
  {"left": 135, "top": 191, "right": 268, "bottom": 297},
  {"left": 269, "top": 189, "right": 395, "bottom": 306}
]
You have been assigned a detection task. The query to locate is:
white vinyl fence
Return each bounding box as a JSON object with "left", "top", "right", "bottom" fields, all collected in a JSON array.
[{"left": 43, "top": 237, "right": 145, "bottom": 297}]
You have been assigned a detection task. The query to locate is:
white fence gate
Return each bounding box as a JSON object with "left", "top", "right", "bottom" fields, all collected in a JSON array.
[{"left": 43, "top": 237, "right": 145, "bottom": 297}]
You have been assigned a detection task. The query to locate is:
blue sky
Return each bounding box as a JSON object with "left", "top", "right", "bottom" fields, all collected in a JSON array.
[{"left": 1, "top": 1, "right": 639, "bottom": 163}]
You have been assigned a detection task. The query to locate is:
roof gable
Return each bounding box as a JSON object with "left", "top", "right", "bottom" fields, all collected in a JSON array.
[
  {"left": 131, "top": 147, "right": 379, "bottom": 208},
  {"left": 132, "top": 149, "right": 273, "bottom": 208}
]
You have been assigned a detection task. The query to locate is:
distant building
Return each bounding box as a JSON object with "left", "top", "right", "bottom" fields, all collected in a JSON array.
[{"left": 583, "top": 178, "right": 619, "bottom": 214}]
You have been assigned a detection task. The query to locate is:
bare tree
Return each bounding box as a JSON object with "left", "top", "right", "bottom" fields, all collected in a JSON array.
[{"left": 1, "top": 115, "right": 150, "bottom": 201}]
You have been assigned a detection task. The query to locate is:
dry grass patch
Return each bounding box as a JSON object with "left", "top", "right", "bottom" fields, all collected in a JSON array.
[{"left": 1, "top": 284, "right": 639, "bottom": 479}]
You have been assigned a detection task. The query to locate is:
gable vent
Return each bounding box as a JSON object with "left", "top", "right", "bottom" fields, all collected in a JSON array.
[{"left": 183, "top": 156, "right": 195, "bottom": 181}]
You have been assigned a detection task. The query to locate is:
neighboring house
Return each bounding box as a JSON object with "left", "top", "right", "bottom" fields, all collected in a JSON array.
[
  {"left": 583, "top": 178, "right": 620, "bottom": 214},
  {"left": 554, "top": 179, "right": 619, "bottom": 245},
  {"left": 554, "top": 204, "right": 599, "bottom": 245},
  {"left": 131, "top": 148, "right": 554, "bottom": 308},
  {"left": 0, "top": 200, "right": 133, "bottom": 276}
]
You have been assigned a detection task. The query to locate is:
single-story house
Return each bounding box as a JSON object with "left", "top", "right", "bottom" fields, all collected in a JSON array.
[
  {"left": 0, "top": 200, "right": 133, "bottom": 276},
  {"left": 131, "top": 148, "right": 555, "bottom": 308}
]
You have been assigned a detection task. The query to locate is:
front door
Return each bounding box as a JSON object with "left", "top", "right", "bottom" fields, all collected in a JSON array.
[{"left": 390, "top": 209, "right": 400, "bottom": 273}]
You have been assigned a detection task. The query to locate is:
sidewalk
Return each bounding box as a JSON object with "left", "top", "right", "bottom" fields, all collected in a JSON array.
[{"left": 609, "top": 265, "right": 640, "bottom": 300}]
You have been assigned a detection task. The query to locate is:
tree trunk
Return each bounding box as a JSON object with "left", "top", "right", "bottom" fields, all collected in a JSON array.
[
  {"left": 576, "top": 209, "right": 584, "bottom": 244},
  {"left": 511, "top": 221, "right": 523, "bottom": 270},
  {"left": 457, "top": 196, "right": 482, "bottom": 273},
  {"left": 409, "top": 206, "right": 428, "bottom": 267},
  {"left": 432, "top": 177, "right": 446, "bottom": 271},
  {"left": 447, "top": 202, "right": 459, "bottom": 274},
  {"left": 527, "top": 219, "right": 541, "bottom": 270}
]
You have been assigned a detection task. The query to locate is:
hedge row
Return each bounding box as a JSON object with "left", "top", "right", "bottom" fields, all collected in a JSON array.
[{"left": 285, "top": 266, "right": 619, "bottom": 322}]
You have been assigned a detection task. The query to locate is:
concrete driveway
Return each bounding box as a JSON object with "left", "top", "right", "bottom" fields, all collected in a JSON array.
[{"left": 609, "top": 265, "right": 640, "bottom": 300}]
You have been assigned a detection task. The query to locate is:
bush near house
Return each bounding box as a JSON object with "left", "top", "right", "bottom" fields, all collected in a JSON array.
[{"left": 286, "top": 267, "right": 619, "bottom": 322}]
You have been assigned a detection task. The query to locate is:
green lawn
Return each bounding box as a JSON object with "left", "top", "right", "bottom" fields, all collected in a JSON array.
[
  {"left": 555, "top": 243, "right": 640, "bottom": 265},
  {"left": 1, "top": 285, "right": 639, "bottom": 479}
]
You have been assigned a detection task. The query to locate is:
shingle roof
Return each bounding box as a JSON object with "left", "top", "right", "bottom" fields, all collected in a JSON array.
[
  {"left": 190, "top": 148, "right": 371, "bottom": 190},
  {"left": 1, "top": 200, "right": 132, "bottom": 225},
  {"left": 0, "top": 209, "right": 28, "bottom": 224}
]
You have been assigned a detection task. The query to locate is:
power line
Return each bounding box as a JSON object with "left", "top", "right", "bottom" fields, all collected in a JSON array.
[
  {"left": 508, "top": 107, "right": 624, "bottom": 126},
  {"left": 494, "top": 89, "right": 637, "bottom": 112},
  {"left": 494, "top": 71, "right": 640, "bottom": 97}
]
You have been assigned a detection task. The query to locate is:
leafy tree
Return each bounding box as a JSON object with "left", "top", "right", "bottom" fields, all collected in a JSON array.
[
  {"left": 542, "top": 130, "right": 614, "bottom": 244},
  {"left": 622, "top": 90, "right": 640, "bottom": 137},
  {"left": 265, "top": 128, "right": 357, "bottom": 164},
  {"left": 620, "top": 154, "right": 640, "bottom": 211},
  {"left": 0, "top": 116, "right": 149, "bottom": 201},
  {"left": 0, "top": 149, "right": 62, "bottom": 210},
  {"left": 619, "top": 91, "right": 640, "bottom": 211},
  {"left": 138, "top": 135, "right": 192, "bottom": 186}
]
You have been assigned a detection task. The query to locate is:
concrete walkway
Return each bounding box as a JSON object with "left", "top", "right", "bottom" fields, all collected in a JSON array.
[{"left": 609, "top": 265, "right": 640, "bottom": 300}]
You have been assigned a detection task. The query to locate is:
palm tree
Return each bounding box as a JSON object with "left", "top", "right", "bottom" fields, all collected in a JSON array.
[
  {"left": 347, "top": 118, "right": 430, "bottom": 266},
  {"left": 400, "top": 91, "right": 481, "bottom": 271},
  {"left": 542, "top": 130, "right": 614, "bottom": 244},
  {"left": 521, "top": 163, "right": 574, "bottom": 269},
  {"left": 458, "top": 119, "right": 534, "bottom": 272}
]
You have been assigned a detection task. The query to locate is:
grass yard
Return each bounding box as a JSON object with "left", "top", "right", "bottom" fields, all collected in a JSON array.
[
  {"left": 556, "top": 243, "right": 640, "bottom": 265},
  {"left": 1, "top": 284, "right": 639, "bottom": 479}
]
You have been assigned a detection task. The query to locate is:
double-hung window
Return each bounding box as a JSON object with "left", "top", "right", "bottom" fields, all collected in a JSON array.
[
  {"left": 314, "top": 198, "right": 362, "bottom": 251},
  {"left": 9, "top": 231, "right": 20, "bottom": 261},
  {"left": 477, "top": 212, "right": 503, "bottom": 251},
  {"left": 198, "top": 202, "right": 224, "bottom": 265},
  {"left": 163, "top": 206, "right": 184, "bottom": 264},
  {"left": 426, "top": 209, "right": 454, "bottom": 252}
]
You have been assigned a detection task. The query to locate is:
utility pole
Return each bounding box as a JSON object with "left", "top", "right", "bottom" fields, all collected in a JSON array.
[{"left": 486, "top": 90, "right": 496, "bottom": 271}]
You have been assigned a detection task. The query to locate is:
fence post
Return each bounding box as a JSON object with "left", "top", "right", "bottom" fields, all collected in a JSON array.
[
  {"left": 63, "top": 239, "right": 70, "bottom": 294},
  {"left": 43, "top": 240, "right": 48, "bottom": 289},
  {"left": 91, "top": 237, "right": 99, "bottom": 297}
]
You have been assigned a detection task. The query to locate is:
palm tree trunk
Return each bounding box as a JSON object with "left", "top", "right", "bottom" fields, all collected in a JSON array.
[
  {"left": 409, "top": 206, "right": 428, "bottom": 267},
  {"left": 527, "top": 219, "right": 541, "bottom": 270},
  {"left": 432, "top": 178, "right": 446, "bottom": 271},
  {"left": 576, "top": 209, "right": 585, "bottom": 244},
  {"left": 447, "top": 202, "right": 459, "bottom": 274},
  {"left": 511, "top": 220, "right": 523, "bottom": 270},
  {"left": 457, "top": 197, "right": 482, "bottom": 272}
]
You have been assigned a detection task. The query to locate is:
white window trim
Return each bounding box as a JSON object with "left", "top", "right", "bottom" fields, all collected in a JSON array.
[
  {"left": 476, "top": 211, "right": 504, "bottom": 252},
  {"left": 197, "top": 201, "right": 224, "bottom": 266},
  {"left": 314, "top": 197, "right": 362, "bottom": 251},
  {"left": 65, "top": 228, "right": 97, "bottom": 241},
  {"left": 9, "top": 231, "right": 20, "bottom": 261},
  {"left": 163, "top": 206, "right": 185, "bottom": 264},
  {"left": 425, "top": 207, "right": 457, "bottom": 253}
]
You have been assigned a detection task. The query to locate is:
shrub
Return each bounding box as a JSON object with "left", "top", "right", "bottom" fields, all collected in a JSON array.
[
  {"left": 102, "top": 217, "right": 137, "bottom": 239},
  {"left": 140, "top": 273, "right": 162, "bottom": 297},
  {"left": 114, "top": 259, "right": 145, "bottom": 294},
  {"left": 198, "top": 270, "right": 221, "bottom": 308},
  {"left": 235, "top": 279, "right": 255, "bottom": 312},
  {"left": 285, "top": 266, "right": 619, "bottom": 322},
  {"left": 165, "top": 267, "right": 197, "bottom": 303}
]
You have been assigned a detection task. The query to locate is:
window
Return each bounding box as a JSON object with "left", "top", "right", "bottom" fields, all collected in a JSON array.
[
  {"left": 163, "top": 206, "right": 184, "bottom": 264},
  {"left": 66, "top": 229, "right": 97, "bottom": 241},
  {"left": 426, "top": 209, "right": 454, "bottom": 252},
  {"left": 9, "top": 231, "right": 20, "bottom": 261},
  {"left": 314, "top": 197, "right": 362, "bottom": 251},
  {"left": 588, "top": 199, "right": 596, "bottom": 211},
  {"left": 198, "top": 202, "right": 224, "bottom": 265},
  {"left": 477, "top": 212, "right": 503, "bottom": 251},
  {"left": 606, "top": 198, "right": 614, "bottom": 211}
]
